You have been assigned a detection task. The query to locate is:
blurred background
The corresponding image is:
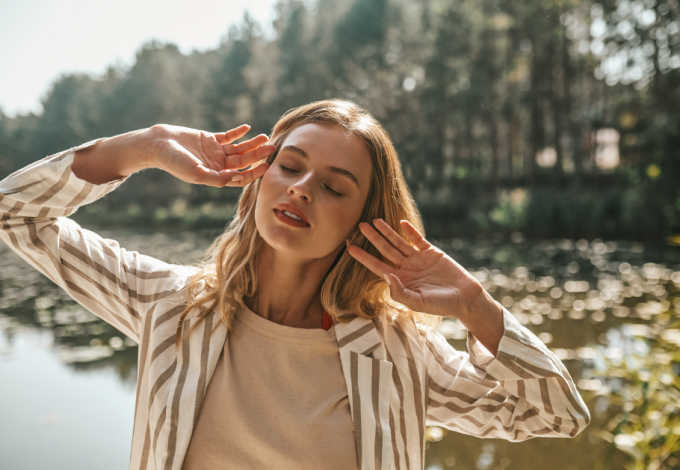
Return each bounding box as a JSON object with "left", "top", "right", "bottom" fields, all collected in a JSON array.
[{"left": 1, "top": 0, "right": 679, "bottom": 469}]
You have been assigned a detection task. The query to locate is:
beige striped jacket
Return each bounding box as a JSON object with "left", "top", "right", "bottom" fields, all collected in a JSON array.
[{"left": 0, "top": 142, "right": 590, "bottom": 470}]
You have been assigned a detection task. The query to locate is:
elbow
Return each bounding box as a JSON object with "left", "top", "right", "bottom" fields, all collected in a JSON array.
[
  {"left": 556, "top": 408, "right": 592, "bottom": 439},
  {"left": 577, "top": 406, "right": 592, "bottom": 433}
]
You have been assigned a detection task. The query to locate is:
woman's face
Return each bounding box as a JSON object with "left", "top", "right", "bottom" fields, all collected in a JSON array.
[{"left": 255, "top": 123, "right": 372, "bottom": 261}]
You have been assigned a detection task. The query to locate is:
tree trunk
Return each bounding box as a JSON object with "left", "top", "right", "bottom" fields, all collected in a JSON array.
[{"left": 490, "top": 116, "right": 499, "bottom": 186}]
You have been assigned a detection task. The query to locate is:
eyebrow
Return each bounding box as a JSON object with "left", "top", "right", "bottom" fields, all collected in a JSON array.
[{"left": 280, "top": 145, "right": 361, "bottom": 189}]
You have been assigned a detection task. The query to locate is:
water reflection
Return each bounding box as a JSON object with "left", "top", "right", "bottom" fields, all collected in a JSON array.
[
  {"left": 2, "top": 232, "right": 679, "bottom": 382},
  {"left": 0, "top": 229, "right": 216, "bottom": 383},
  {"left": 437, "top": 237, "right": 679, "bottom": 350},
  {"left": 1, "top": 231, "right": 679, "bottom": 469},
  {"left": 425, "top": 236, "right": 679, "bottom": 470}
]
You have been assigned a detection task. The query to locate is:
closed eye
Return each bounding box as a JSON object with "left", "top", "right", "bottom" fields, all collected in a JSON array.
[
  {"left": 280, "top": 164, "right": 343, "bottom": 197},
  {"left": 324, "top": 184, "right": 343, "bottom": 197},
  {"left": 280, "top": 164, "right": 299, "bottom": 173}
]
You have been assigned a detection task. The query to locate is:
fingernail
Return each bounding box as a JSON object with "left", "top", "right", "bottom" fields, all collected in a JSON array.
[
  {"left": 345, "top": 239, "right": 350, "bottom": 247},
  {"left": 232, "top": 175, "right": 244, "bottom": 182},
  {"left": 383, "top": 274, "right": 391, "bottom": 286}
]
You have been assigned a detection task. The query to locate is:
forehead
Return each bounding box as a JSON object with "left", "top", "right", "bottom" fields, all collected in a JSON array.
[{"left": 280, "top": 123, "right": 373, "bottom": 175}]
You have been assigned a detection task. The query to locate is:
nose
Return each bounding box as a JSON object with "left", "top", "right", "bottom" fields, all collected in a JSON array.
[{"left": 287, "top": 174, "right": 313, "bottom": 202}]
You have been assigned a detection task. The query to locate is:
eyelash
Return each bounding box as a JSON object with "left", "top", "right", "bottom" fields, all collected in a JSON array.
[{"left": 280, "top": 165, "right": 343, "bottom": 197}]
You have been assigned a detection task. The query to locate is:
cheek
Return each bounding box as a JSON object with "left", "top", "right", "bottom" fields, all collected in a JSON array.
[
  {"left": 319, "top": 201, "right": 363, "bottom": 240},
  {"left": 256, "top": 172, "right": 282, "bottom": 209},
  {"left": 259, "top": 171, "right": 276, "bottom": 195},
  {"left": 260, "top": 170, "right": 288, "bottom": 198},
  {"left": 254, "top": 177, "right": 274, "bottom": 228}
]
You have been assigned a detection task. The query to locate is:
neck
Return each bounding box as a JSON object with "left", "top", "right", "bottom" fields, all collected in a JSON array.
[{"left": 245, "top": 243, "right": 342, "bottom": 329}]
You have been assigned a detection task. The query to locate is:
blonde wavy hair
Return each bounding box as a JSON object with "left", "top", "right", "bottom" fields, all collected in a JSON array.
[{"left": 176, "top": 99, "right": 441, "bottom": 347}]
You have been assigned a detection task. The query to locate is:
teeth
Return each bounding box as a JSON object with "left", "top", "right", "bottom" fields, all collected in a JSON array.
[{"left": 282, "top": 210, "right": 303, "bottom": 221}]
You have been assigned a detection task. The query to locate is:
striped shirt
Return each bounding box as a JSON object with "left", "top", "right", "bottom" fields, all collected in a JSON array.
[{"left": 0, "top": 141, "right": 591, "bottom": 470}]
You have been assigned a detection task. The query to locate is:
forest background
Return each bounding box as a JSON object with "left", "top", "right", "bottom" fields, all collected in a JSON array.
[{"left": 1, "top": 0, "right": 678, "bottom": 243}]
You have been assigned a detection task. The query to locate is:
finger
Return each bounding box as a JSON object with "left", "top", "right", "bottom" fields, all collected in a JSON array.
[
  {"left": 346, "top": 245, "right": 396, "bottom": 278},
  {"left": 359, "top": 222, "right": 407, "bottom": 267},
  {"left": 224, "top": 144, "right": 276, "bottom": 170},
  {"left": 224, "top": 162, "right": 270, "bottom": 187},
  {"left": 191, "top": 167, "right": 245, "bottom": 187},
  {"left": 223, "top": 134, "right": 269, "bottom": 155},
  {"left": 373, "top": 218, "right": 417, "bottom": 257},
  {"left": 384, "top": 273, "right": 422, "bottom": 310},
  {"left": 215, "top": 125, "right": 250, "bottom": 144},
  {"left": 400, "top": 220, "right": 431, "bottom": 251}
]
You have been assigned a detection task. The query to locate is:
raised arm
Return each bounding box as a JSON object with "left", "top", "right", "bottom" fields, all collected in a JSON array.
[
  {"left": 72, "top": 124, "right": 274, "bottom": 186},
  {"left": 0, "top": 124, "right": 275, "bottom": 342},
  {"left": 347, "top": 217, "right": 590, "bottom": 441},
  {"left": 421, "top": 310, "right": 590, "bottom": 441}
]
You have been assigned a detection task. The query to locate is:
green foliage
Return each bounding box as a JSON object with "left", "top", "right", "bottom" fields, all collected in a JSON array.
[
  {"left": 587, "top": 298, "right": 680, "bottom": 470},
  {"left": 1, "top": 0, "right": 679, "bottom": 240}
]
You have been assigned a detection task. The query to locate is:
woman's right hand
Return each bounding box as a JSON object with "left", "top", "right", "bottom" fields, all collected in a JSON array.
[
  {"left": 150, "top": 124, "right": 275, "bottom": 188},
  {"left": 73, "top": 124, "right": 275, "bottom": 187}
]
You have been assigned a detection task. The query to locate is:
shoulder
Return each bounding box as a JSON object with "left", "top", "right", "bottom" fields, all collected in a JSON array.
[
  {"left": 138, "top": 264, "right": 202, "bottom": 323},
  {"left": 374, "top": 312, "right": 435, "bottom": 357}
]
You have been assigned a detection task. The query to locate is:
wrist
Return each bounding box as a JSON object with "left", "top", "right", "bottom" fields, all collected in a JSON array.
[
  {"left": 139, "top": 126, "right": 158, "bottom": 170},
  {"left": 458, "top": 289, "right": 502, "bottom": 330},
  {"left": 73, "top": 128, "right": 156, "bottom": 184},
  {"left": 459, "top": 290, "right": 504, "bottom": 356},
  {"left": 108, "top": 127, "right": 157, "bottom": 176},
  {"left": 112, "top": 127, "right": 157, "bottom": 174}
]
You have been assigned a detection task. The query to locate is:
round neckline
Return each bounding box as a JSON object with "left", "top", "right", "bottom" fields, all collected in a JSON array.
[{"left": 236, "top": 304, "right": 336, "bottom": 344}]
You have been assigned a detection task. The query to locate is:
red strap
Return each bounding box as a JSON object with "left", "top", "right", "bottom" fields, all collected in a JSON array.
[{"left": 322, "top": 310, "right": 333, "bottom": 331}]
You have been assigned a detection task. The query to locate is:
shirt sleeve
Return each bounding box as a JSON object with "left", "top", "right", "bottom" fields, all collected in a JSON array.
[
  {"left": 0, "top": 140, "right": 196, "bottom": 343},
  {"left": 422, "top": 303, "right": 591, "bottom": 441}
]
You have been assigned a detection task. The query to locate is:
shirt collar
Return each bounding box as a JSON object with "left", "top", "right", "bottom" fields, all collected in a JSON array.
[{"left": 333, "top": 314, "right": 386, "bottom": 360}]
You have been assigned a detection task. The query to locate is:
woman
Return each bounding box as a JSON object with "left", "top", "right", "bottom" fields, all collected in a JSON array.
[{"left": 0, "top": 100, "right": 589, "bottom": 470}]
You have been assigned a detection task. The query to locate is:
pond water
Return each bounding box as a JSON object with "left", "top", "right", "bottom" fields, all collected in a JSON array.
[{"left": 1, "top": 228, "right": 679, "bottom": 470}]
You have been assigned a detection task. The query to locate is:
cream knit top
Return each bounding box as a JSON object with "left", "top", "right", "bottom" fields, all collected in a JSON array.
[{"left": 182, "top": 305, "right": 358, "bottom": 469}]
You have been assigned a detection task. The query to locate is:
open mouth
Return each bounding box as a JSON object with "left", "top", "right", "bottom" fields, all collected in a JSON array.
[{"left": 273, "top": 209, "right": 310, "bottom": 228}]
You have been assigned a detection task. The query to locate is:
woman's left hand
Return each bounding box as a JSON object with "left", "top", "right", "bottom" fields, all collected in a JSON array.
[{"left": 346, "top": 219, "right": 490, "bottom": 321}]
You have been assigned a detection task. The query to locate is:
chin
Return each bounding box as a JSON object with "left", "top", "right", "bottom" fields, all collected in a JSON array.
[
  {"left": 257, "top": 222, "right": 341, "bottom": 262},
  {"left": 254, "top": 202, "right": 343, "bottom": 261},
  {"left": 262, "top": 227, "right": 307, "bottom": 254},
  {"left": 255, "top": 214, "right": 310, "bottom": 256}
]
